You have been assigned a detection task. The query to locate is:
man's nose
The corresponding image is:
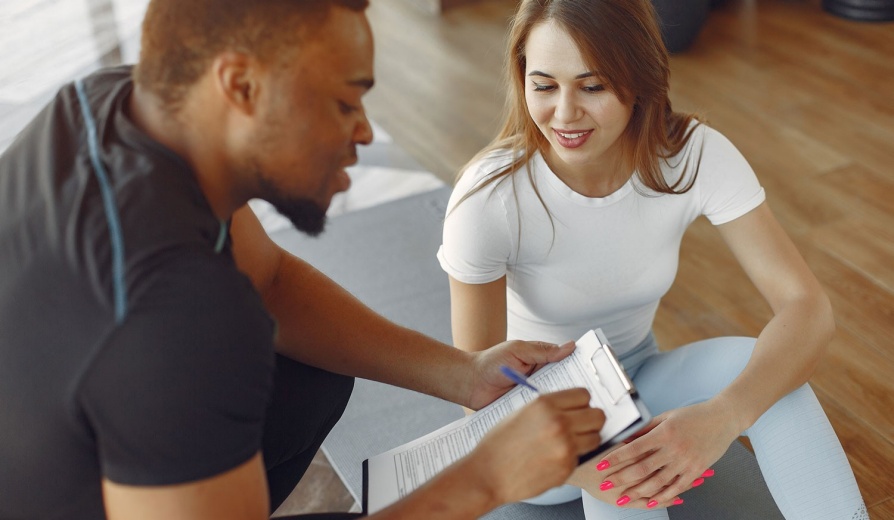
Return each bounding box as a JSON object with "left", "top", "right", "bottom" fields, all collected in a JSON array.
[{"left": 355, "top": 112, "right": 374, "bottom": 145}]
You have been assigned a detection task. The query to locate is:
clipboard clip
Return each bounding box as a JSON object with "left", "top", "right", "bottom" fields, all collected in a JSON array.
[{"left": 588, "top": 329, "right": 637, "bottom": 405}]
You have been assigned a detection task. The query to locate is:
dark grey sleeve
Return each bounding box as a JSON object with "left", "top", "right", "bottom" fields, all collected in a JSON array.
[{"left": 78, "top": 254, "right": 275, "bottom": 486}]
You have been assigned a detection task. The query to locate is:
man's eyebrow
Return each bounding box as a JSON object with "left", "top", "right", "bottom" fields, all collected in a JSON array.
[
  {"left": 526, "top": 71, "right": 599, "bottom": 80},
  {"left": 349, "top": 78, "right": 375, "bottom": 90}
]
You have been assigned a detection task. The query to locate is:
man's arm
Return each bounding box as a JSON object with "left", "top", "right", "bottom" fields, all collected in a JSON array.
[
  {"left": 231, "top": 205, "right": 478, "bottom": 405},
  {"left": 102, "top": 454, "right": 269, "bottom": 520},
  {"left": 103, "top": 390, "right": 605, "bottom": 520}
]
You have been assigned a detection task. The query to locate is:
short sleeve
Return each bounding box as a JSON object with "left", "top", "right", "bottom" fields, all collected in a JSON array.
[
  {"left": 695, "top": 126, "right": 766, "bottom": 225},
  {"left": 78, "top": 253, "right": 275, "bottom": 486},
  {"left": 437, "top": 157, "right": 514, "bottom": 284}
]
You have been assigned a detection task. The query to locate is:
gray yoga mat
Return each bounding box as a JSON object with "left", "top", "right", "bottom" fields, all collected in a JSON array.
[{"left": 268, "top": 186, "right": 784, "bottom": 519}]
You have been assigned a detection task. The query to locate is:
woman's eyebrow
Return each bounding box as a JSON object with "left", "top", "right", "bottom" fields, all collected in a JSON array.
[{"left": 526, "top": 70, "right": 598, "bottom": 79}]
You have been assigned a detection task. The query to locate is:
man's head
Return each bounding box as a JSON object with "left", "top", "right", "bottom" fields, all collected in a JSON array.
[{"left": 133, "top": 0, "right": 374, "bottom": 235}]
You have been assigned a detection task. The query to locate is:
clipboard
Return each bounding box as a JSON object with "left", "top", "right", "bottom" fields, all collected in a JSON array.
[
  {"left": 360, "top": 328, "right": 651, "bottom": 514},
  {"left": 362, "top": 459, "right": 369, "bottom": 514},
  {"left": 576, "top": 329, "right": 651, "bottom": 464}
]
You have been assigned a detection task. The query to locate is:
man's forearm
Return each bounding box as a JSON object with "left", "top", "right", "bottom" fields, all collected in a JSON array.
[
  {"left": 369, "top": 455, "right": 499, "bottom": 519},
  {"left": 263, "top": 251, "right": 474, "bottom": 406}
]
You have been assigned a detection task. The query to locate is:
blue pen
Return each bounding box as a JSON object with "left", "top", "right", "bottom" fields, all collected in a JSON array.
[{"left": 500, "top": 365, "right": 541, "bottom": 394}]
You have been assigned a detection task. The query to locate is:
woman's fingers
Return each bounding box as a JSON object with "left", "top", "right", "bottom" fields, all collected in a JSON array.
[{"left": 606, "top": 468, "right": 716, "bottom": 509}]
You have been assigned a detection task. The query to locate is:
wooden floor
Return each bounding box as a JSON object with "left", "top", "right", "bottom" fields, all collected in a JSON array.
[{"left": 280, "top": 0, "right": 894, "bottom": 517}]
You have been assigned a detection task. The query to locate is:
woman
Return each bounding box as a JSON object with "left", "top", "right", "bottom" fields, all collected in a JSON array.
[{"left": 437, "top": 0, "right": 868, "bottom": 518}]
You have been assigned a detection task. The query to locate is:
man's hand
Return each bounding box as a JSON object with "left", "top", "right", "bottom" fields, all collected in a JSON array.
[
  {"left": 465, "top": 340, "right": 576, "bottom": 410},
  {"left": 469, "top": 388, "right": 606, "bottom": 504}
]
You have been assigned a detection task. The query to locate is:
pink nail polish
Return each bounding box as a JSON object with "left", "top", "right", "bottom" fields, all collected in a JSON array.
[
  {"left": 692, "top": 477, "right": 705, "bottom": 487},
  {"left": 702, "top": 469, "right": 715, "bottom": 477},
  {"left": 673, "top": 498, "right": 684, "bottom": 506},
  {"left": 616, "top": 495, "right": 630, "bottom": 506},
  {"left": 596, "top": 460, "right": 611, "bottom": 471},
  {"left": 647, "top": 500, "right": 659, "bottom": 508},
  {"left": 599, "top": 480, "right": 614, "bottom": 491}
]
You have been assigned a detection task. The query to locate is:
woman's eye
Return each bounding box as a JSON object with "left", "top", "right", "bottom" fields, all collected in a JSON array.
[
  {"left": 338, "top": 101, "right": 358, "bottom": 114},
  {"left": 583, "top": 84, "right": 606, "bottom": 93},
  {"left": 532, "top": 83, "right": 555, "bottom": 92}
]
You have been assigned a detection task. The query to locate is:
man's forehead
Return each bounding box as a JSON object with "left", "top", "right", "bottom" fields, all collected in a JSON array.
[{"left": 297, "top": 9, "right": 374, "bottom": 81}]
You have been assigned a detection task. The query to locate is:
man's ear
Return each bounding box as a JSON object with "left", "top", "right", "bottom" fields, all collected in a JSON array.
[{"left": 212, "top": 52, "right": 262, "bottom": 116}]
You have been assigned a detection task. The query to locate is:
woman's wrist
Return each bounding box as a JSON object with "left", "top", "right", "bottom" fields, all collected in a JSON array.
[{"left": 705, "top": 393, "right": 755, "bottom": 437}]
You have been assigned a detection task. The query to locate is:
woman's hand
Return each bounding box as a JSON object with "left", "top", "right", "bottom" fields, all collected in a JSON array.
[
  {"left": 592, "top": 400, "right": 739, "bottom": 507},
  {"left": 465, "top": 339, "right": 576, "bottom": 410},
  {"left": 567, "top": 448, "right": 686, "bottom": 509}
]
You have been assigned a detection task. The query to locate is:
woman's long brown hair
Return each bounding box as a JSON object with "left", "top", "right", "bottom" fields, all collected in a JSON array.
[{"left": 454, "top": 0, "right": 701, "bottom": 209}]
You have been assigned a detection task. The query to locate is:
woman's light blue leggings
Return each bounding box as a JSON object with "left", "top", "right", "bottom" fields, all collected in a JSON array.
[{"left": 524, "top": 335, "right": 868, "bottom": 519}]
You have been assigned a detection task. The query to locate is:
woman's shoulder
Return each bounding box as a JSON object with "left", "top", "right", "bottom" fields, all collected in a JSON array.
[
  {"left": 462, "top": 148, "right": 520, "bottom": 178},
  {"left": 664, "top": 121, "right": 745, "bottom": 171},
  {"left": 651, "top": 120, "right": 753, "bottom": 194},
  {"left": 688, "top": 121, "right": 741, "bottom": 156},
  {"left": 455, "top": 148, "right": 523, "bottom": 194}
]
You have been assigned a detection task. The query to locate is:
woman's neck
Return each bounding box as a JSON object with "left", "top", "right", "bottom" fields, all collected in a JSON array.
[{"left": 542, "top": 147, "right": 633, "bottom": 198}]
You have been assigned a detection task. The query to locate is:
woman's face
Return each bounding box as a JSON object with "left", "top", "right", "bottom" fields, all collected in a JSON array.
[{"left": 524, "top": 20, "right": 633, "bottom": 180}]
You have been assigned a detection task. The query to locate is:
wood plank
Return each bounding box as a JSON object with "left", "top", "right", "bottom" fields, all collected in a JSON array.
[
  {"left": 812, "top": 327, "right": 894, "bottom": 444},
  {"left": 817, "top": 162, "right": 894, "bottom": 226},
  {"left": 869, "top": 497, "right": 894, "bottom": 517},
  {"left": 273, "top": 450, "right": 356, "bottom": 516},
  {"left": 809, "top": 213, "right": 894, "bottom": 294},
  {"left": 365, "top": 0, "right": 513, "bottom": 179},
  {"left": 794, "top": 234, "right": 894, "bottom": 365},
  {"left": 812, "top": 385, "right": 894, "bottom": 507}
]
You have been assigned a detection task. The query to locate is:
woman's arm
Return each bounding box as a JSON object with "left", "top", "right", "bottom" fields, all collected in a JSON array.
[
  {"left": 448, "top": 275, "right": 508, "bottom": 353},
  {"left": 598, "top": 202, "right": 835, "bottom": 506},
  {"left": 712, "top": 202, "right": 834, "bottom": 428}
]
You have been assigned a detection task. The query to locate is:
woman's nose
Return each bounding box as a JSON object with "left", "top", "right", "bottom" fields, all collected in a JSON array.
[{"left": 554, "top": 90, "right": 581, "bottom": 123}]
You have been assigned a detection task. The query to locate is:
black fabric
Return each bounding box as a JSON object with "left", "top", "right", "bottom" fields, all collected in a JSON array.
[
  {"left": 0, "top": 67, "right": 276, "bottom": 519},
  {"left": 822, "top": 0, "right": 894, "bottom": 21},
  {"left": 277, "top": 514, "right": 364, "bottom": 520},
  {"left": 264, "top": 355, "right": 355, "bottom": 512},
  {"left": 651, "top": 0, "right": 711, "bottom": 53}
]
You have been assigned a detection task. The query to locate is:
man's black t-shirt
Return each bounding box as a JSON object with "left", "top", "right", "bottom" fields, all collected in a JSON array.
[{"left": 0, "top": 67, "right": 275, "bottom": 519}]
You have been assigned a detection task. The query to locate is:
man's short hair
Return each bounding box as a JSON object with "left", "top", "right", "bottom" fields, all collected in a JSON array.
[{"left": 133, "top": 0, "right": 369, "bottom": 110}]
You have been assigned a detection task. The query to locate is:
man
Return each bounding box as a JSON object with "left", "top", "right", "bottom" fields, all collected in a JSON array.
[{"left": 0, "top": 1, "right": 606, "bottom": 518}]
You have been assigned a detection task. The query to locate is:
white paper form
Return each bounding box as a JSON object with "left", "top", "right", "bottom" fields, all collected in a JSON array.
[{"left": 366, "top": 329, "right": 643, "bottom": 514}]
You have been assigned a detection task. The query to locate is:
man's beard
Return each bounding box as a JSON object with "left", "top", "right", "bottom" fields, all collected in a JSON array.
[{"left": 257, "top": 175, "right": 328, "bottom": 237}]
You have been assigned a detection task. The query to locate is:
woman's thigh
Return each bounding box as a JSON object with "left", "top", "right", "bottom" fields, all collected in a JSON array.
[{"left": 632, "top": 337, "right": 756, "bottom": 416}]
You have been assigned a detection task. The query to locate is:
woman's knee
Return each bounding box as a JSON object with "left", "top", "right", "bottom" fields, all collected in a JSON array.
[
  {"left": 745, "top": 381, "right": 825, "bottom": 437},
  {"left": 634, "top": 336, "right": 757, "bottom": 414}
]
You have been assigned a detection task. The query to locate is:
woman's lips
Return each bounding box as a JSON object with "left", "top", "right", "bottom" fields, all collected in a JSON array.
[{"left": 553, "top": 129, "right": 593, "bottom": 149}]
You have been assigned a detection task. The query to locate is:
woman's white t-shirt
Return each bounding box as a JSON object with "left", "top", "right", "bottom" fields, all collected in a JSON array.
[{"left": 437, "top": 124, "right": 765, "bottom": 355}]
